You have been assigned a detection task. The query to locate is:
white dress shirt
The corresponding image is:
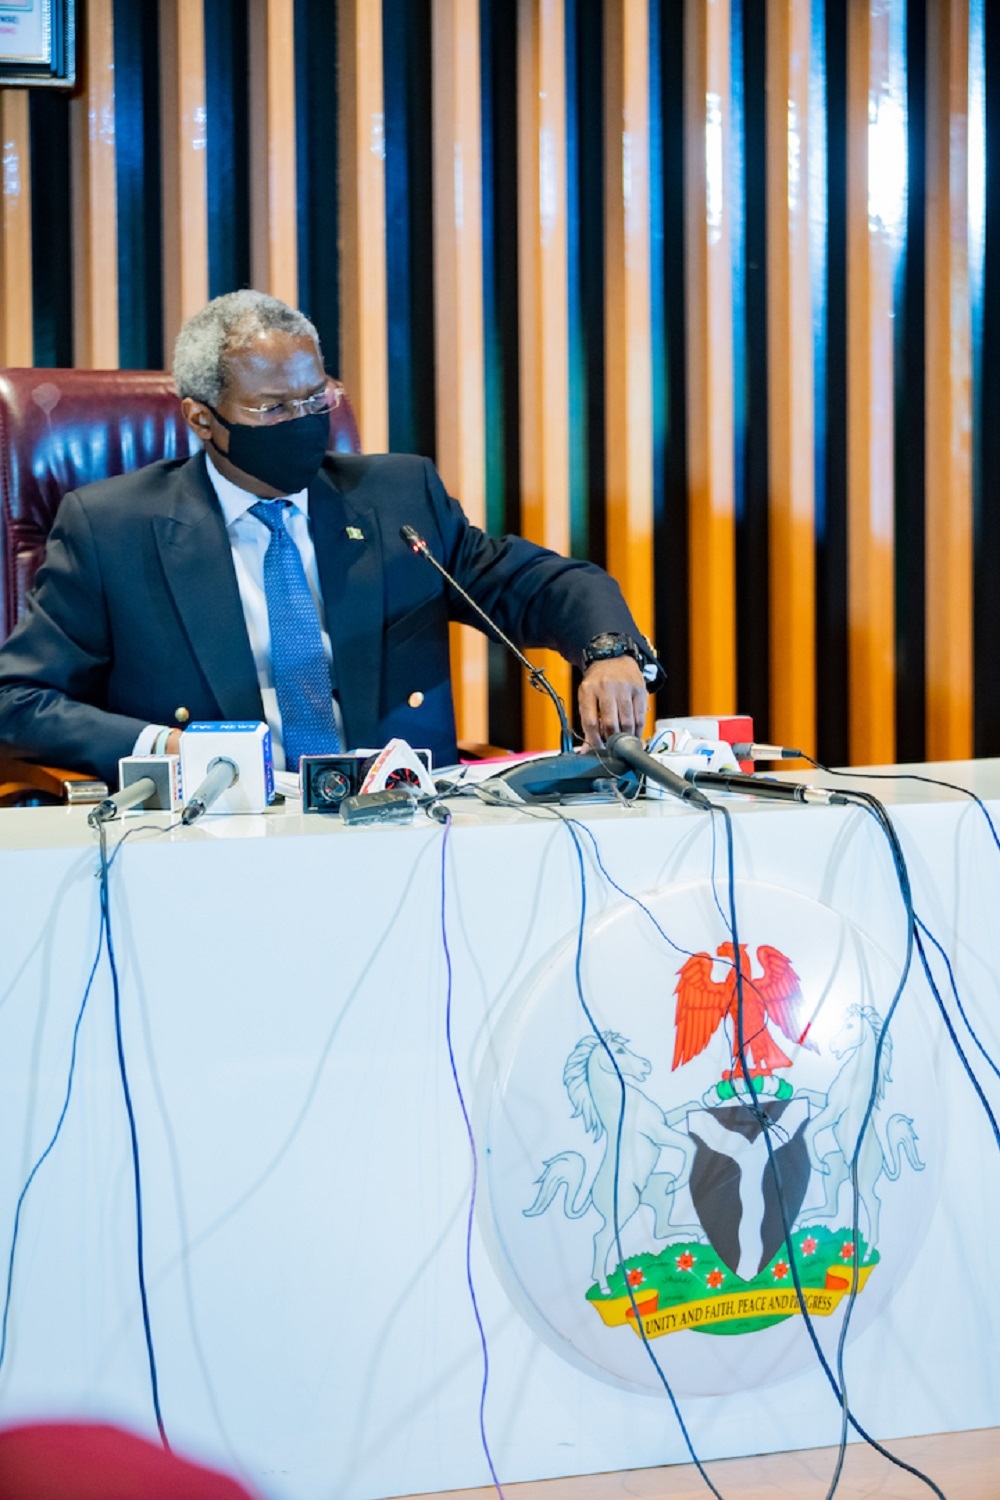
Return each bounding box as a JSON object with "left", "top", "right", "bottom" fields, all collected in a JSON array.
[{"left": 134, "top": 454, "right": 341, "bottom": 770}]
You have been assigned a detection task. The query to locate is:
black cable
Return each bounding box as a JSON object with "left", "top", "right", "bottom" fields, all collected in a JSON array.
[
  {"left": 0, "top": 820, "right": 172, "bottom": 1449},
  {"left": 912, "top": 927, "right": 1000, "bottom": 1148},
  {"left": 561, "top": 806, "right": 855, "bottom": 1500},
  {"left": 800, "top": 755, "right": 1000, "bottom": 1088},
  {"left": 915, "top": 918, "right": 1000, "bottom": 1091},
  {"left": 95, "top": 819, "right": 171, "bottom": 1451},
  {"left": 0, "top": 918, "right": 104, "bottom": 1374},
  {"left": 558, "top": 816, "right": 729, "bottom": 1500},
  {"left": 711, "top": 800, "right": 866, "bottom": 1500},
  {"left": 469, "top": 793, "right": 728, "bottom": 1493},
  {"left": 801, "top": 754, "right": 1000, "bottom": 856},
  {"left": 819, "top": 790, "right": 946, "bottom": 1499},
  {"left": 560, "top": 804, "right": 945, "bottom": 1500},
  {"left": 468, "top": 781, "right": 948, "bottom": 1495}
]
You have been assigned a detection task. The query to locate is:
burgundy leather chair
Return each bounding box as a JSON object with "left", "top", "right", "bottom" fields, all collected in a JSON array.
[{"left": 0, "top": 367, "right": 361, "bottom": 803}]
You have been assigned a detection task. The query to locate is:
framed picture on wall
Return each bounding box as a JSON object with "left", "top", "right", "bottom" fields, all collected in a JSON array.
[{"left": 0, "top": 0, "right": 74, "bottom": 89}]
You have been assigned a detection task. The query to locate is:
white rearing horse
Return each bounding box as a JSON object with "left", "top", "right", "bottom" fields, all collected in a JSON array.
[
  {"left": 800, "top": 1003, "right": 924, "bottom": 1252},
  {"left": 523, "top": 1032, "right": 700, "bottom": 1295}
]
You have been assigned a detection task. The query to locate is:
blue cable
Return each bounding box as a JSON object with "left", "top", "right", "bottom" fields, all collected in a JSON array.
[
  {"left": 802, "top": 756, "right": 1000, "bottom": 860},
  {"left": 437, "top": 811, "right": 505, "bottom": 1499},
  {"left": 0, "top": 920, "right": 104, "bottom": 1372},
  {"left": 915, "top": 917, "right": 1000, "bottom": 1089},
  {"left": 96, "top": 820, "right": 170, "bottom": 1450},
  {"left": 0, "top": 820, "right": 171, "bottom": 1452},
  {"left": 559, "top": 805, "right": 944, "bottom": 1500},
  {"left": 557, "top": 815, "right": 729, "bottom": 1500},
  {"left": 913, "top": 923, "right": 1000, "bottom": 1152}
]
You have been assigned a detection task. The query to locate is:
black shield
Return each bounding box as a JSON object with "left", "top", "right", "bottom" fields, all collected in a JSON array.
[{"left": 686, "top": 1098, "right": 811, "bottom": 1278}]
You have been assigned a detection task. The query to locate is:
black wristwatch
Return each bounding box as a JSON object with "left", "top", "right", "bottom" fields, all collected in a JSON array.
[{"left": 581, "top": 632, "right": 661, "bottom": 685}]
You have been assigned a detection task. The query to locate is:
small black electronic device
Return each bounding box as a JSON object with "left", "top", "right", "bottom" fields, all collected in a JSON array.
[
  {"left": 339, "top": 789, "right": 418, "bottom": 826},
  {"left": 489, "top": 750, "right": 635, "bottom": 803},
  {"left": 301, "top": 750, "right": 432, "bottom": 812}
]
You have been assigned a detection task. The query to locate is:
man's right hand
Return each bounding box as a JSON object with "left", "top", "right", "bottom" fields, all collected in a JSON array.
[{"left": 165, "top": 729, "right": 183, "bottom": 756}]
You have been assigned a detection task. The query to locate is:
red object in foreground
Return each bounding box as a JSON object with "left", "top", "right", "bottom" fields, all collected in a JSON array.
[{"left": 0, "top": 1423, "right": 259, "bottom": 1500}]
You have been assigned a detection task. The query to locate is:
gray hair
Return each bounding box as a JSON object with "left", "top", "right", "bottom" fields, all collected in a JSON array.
[{"left": 172, "top": 290, "right": 321, "bottom": 405}]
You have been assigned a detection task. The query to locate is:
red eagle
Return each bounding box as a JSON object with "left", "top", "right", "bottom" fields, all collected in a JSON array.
[{"left": 672, "top": 942, "right": 817, "bottom": 1080}]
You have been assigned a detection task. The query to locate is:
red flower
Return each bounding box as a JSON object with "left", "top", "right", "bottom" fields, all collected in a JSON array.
[
  {"left": 772, "top": 1260, "right": 790, "bottom": 1281},
  {"left": 626, "top": 1267, "right": 644, "bottom": 1288},
  {"left": 800, "top": 1236, "right": 818, "bottom": 1256},
  {"left": 675, "top": 1251, "right": 695, "bottom": 1272},
  {"left": 706, "top": 1268, "right": 725, "bottom": 1290},
  {"left": 839, "top": 1241, "right": 855, "bottom": 1261}
]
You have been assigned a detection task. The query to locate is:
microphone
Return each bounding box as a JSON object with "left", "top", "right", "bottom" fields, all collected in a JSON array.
[
  {"left": 731, "top": 742, "right": 805, "bottom": 760},
  {"left": 88, "top": 776, "right": 158, "bottom": 826},
  {"left": 181, "top": 757, "right": 239, "bottom": 825},
  {"left": 400, "top": 524, "right": 573, "bottom": 754},
  {"left": 605, "top": 733, "right": 713, "bottom": 810},
  {"left": 684, "top": 768, "right": 849, "bottom": 806}
]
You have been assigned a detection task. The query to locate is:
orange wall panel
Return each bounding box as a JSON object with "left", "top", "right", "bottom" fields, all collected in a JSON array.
[
  {"left": 685, "top": 0, "right": 736, "bottom": 716},
  {"left": 925, "top": 0, "right": 973, "bottom": 761},
  {"left": 70, "top": 0, "right": 118, "bottom": 369},
  {"left": 517, "top": 0, "right": 572, "bottom": 749},
  {"left": 0, "top": 90, "right": 32, "bottom": 366}
]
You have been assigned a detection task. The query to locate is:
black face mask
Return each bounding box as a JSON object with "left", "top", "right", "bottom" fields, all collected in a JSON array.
[{"left": 208, "top": 407, "right": 329, "bottom": 494}]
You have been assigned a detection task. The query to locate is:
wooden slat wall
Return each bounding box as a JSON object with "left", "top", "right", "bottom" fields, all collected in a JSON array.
[
  {"left": 0, "top": 91, "right": 31, "bottom": 365},
  {"left": 0, "top": 0, "right": 993, "bottom": 765},
  {"left": 685, "top": 0, "right": 737, "bottom": 716}
]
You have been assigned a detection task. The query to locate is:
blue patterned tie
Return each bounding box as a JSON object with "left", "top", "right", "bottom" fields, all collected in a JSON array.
[{"left": 249, "top": 500, "right": 341, "bottom": 769}]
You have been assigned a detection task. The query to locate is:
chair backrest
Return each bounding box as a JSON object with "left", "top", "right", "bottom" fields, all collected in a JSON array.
[
  {"left": 0, "top": 367, "right": 362, "bottom": 642},
  {"left": 0, "top": 1421, "right": 259, "bottom": 1499}
]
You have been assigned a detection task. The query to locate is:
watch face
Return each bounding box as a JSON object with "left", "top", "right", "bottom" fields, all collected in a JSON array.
[{"left": 585, "top": 633, "right": 633, "bottom": 664}]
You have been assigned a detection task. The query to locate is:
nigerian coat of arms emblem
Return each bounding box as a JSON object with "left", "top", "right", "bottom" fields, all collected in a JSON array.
[{"left": 477, "top": 881, "right": 937, "bottom": 1396}]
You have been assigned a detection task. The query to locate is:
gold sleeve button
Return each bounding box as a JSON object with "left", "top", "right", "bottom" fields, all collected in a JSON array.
[{"left": 407, "top": 691, "right": 424, "bottom": 709}]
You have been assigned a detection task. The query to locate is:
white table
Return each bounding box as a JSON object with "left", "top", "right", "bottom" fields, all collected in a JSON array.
[{"left": 0, "top": 763, "right": 998, "bottom": 1499}]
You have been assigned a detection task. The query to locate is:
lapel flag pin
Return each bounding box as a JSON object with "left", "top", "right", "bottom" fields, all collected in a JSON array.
[{"left": 345, "top": 526, "right": 364, "bottom": 541}]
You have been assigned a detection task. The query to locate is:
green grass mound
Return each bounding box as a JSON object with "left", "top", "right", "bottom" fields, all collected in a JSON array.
[{"left": 587, "top": 1224, "right": 878, "bottom": 1337}]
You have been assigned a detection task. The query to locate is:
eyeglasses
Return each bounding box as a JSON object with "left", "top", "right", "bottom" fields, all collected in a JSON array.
[{"left": 227, "top": 380, "right": 344, "bottom": 426}]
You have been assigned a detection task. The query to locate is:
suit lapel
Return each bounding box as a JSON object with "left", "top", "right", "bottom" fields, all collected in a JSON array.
[
  {"left": 152, "top": 454, "right": 263, "bottom": 720},
  {"left": 310, "top": 467, "right": 384, "bottom": 747}
]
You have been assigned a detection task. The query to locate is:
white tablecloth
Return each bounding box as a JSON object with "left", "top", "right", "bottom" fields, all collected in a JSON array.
[{"left": 0, "top": 762, "right": 998, "bottom": 1498}]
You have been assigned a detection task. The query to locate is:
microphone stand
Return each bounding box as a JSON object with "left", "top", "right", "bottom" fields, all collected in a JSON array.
[{"left": 400, "top": 525, "right": 574, "bottom": 753}]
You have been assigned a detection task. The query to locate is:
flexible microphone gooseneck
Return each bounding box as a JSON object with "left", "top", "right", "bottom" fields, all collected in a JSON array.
[
  {"left": 605, "top": 733, "right": 713, "bottom": 810},
  {"left": 400, "top": 524, "right": 573, "bottom": 754},
  {"left": 685, "top": 767, "right": 849, "bottom": 806}
]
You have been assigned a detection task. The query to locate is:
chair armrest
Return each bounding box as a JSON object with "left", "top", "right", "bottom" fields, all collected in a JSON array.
[
  {"left": 0, "top": 757, "right": 108, "bottom": 806},
  {"left": 457, "top": 741, "right": 513, "bottom": 762}
]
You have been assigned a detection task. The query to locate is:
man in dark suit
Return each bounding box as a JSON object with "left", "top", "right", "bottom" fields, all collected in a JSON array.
[{"left": 0, "top": 292, "right": 657, "bottom": 788}]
